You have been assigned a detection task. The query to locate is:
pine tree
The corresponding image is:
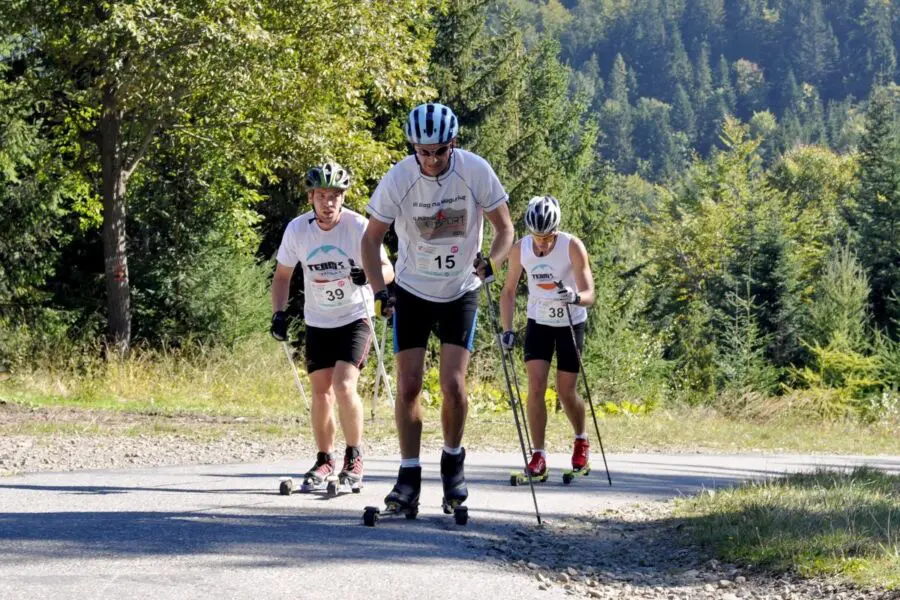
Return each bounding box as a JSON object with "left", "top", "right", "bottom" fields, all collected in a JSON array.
[
  {"left": 672, "top": 83, "right": 697, "bottom": 143},
  {"left": 853, "top": 85, "right": 900, "bottom": 336}
]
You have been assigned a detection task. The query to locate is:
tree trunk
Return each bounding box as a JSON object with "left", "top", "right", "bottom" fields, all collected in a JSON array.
[{"left": 100, "top": 87, "right": 131, "bottom": 356}]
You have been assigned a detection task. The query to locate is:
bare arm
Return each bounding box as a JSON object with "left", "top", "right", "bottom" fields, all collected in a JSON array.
[
  {"left": 484, "top": 202, "right": 514, "bottom": 267},
  {"left": 500, "top": 240, "right": 523, "bottom": 332},
  {"left": 271, "top": 262, "right": 295, "bottom": 312},
  {"left": 569, "top": 236, "right": 595, "bottom": 307},
  {"left": 362, "top": 218, "right": 391, "bottom": 293},
  {"left": 381, "top": 248, "right": 395, "bottom": 285}
]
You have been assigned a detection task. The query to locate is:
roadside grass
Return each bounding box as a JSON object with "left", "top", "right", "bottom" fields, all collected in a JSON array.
[
  {"left": 0, "top": 334, "right": 897, "bottom": 454},
  {"left": 675, "top": 468, "right": 900, "bottom": 589}
]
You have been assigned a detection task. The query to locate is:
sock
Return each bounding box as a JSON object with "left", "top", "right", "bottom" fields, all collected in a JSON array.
[
  {"left": 533, "top": 448, "right": 546, "bottom": 457},
  {"left": 575, "top": 433, "right": 588, "bottom": 440},
  {"left": 442, "top": 446, "right": 463, "bottom": 456},
  {"left": 400, "top": 457, "right": 421, "bottom": 468}
]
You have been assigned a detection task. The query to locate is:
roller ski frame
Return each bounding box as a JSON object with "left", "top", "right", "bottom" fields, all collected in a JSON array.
[
  {"left": 562, "top": 464, "right": 592, "bottom": 485},
  {"left": 509, "top": 469, "right": 550, "bottom": 486},
  {"left": 278, "top": 473, "right": 334, "bottom": 495},
  {"left": 363, "top": 500, "right": 419, "bottom": 526}
]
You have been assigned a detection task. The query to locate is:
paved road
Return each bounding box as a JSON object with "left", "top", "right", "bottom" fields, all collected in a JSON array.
[{"left": 1, "top": 452, "right": 898, "bottom": 600}]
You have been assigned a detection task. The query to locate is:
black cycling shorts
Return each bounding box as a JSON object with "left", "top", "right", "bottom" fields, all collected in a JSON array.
[
  {"left": 392, "top": 285, "right": 479, "bottom": 352},
  {"left": 523, "top": 318, "right": 585, "bottom": 374},
  {"left": 305, "top": 318, "right": 372, "bottom": 374}
]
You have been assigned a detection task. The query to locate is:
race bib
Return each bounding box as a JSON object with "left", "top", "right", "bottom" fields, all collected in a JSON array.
[
  {"left": 310, "top": 278, "right": 361, "bottom": 311},
  {"left": 535, "top": 299, "right": 569, "bottom": 326},
  {"left": 415, "top": 241, "right": 464, "bottom": 278}
]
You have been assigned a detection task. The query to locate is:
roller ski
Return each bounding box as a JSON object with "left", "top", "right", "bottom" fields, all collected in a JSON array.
[
  {"left": 278, "top": 451, "right": 335, "bottom": 495},
  {"left": 363, "top": 465, "right": 421, "bottom": 526},
  {"left": 562, "top": 438, "right": 591, "bottom": 485},
  {"left": 440, "top": 449, "right": 469, "bottom": 525},
  {"left": 510, "top": 452, "right": 550, "bottom": 486}
]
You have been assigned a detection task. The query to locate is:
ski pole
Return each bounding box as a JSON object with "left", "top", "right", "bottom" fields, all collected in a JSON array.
[
  {"left": 555, "top": 281, "right": 612, "bottom": 486},
  {"left": 365, "top": 315, "right": 394, "bottom": 409},
  {"left": 361, "top": 285, "right": 394, "bottom": 412},
  {"left": 281, "top": 341, "right": 310, "bottom": 411},
  {"left": 481, "top": 273, "right": 542, "bottom": 525},
  {"left": 371, "top": 317, "right": 390, "bottom": 421}
]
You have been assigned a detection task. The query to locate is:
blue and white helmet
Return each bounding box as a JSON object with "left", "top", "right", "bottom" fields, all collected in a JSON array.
[
  {"left": 404, "top": 102, "right": 459, "bottom": 145},
  {"left": 525, "top": 196, "right": 561, "bottom": 235}
]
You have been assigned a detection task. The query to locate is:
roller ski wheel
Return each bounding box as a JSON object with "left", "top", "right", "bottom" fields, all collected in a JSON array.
[
  {"left": 326, "top": 473, "right": 363, "bottom": 497},
  {"left": 278, "top": 477, "right": 294, "bottom": 496},
  {"left": 509, "top": 469, "right": 550, "bottom": 486},
  {"left": 441, "top": 498, "right": 469, "bottom": 526},
  {"left": 562, "top": 464, "right": 591, "bottom": 485},
  {"left": 362, "top": 502, "right": 419, "bottom": 527}
]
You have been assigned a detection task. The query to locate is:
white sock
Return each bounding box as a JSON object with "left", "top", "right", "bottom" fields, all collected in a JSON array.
[
  {"left": 400, "top": 458, "right": 421, "bottom": 468},
  {"left": 533, "top": 448, "right": 546, "bottom": 457},
  {"left": 575, "top": 433, "right": 588, "bottom": 440},
  {"left": 442, "top": 446, "right": 463, "bottom": 456}
]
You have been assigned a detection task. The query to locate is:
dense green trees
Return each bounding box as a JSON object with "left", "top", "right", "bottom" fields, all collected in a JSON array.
[{"left": 2, "top": 1, "right": 899, "bottom": 420}]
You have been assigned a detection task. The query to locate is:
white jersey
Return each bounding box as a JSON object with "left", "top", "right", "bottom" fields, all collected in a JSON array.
[
  {"left": 521, "top": 232, "right": 588, "bottom": 327},
  {"left": 367, "top": 149, "right": 508, "bottom": 301},
  {"left": 276, "top": 208, "right": 386, "bottom": 329}
]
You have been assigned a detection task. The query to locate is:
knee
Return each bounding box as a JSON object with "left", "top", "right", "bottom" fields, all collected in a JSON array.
[
  {"left": 332, "top": 378, "right": 355, "bottom": 402},
  {"left": 398, "top": 373, "right": 423, "bottom": 404},
  {"left": 440, "top": 374, "right": 466, "bottom": 407},
  {"left": 558, "top": 388, "right": 580, "bottom": 405}
]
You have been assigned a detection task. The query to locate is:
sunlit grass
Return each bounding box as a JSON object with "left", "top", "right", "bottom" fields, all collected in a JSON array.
[{"left": 676, "top": 468, "right": 900, "bottom": 589}]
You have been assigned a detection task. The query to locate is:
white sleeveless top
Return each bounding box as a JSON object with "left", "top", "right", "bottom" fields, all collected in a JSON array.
[
  {"left": 276, "top": 209, "right": 386, "bottom": 329},
  {"left": 521, "top": 232, "right": 588, "bottom": 327}
]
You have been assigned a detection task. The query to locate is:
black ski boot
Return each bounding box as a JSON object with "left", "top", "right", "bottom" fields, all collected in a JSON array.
[
  {"left": 384, "top": 466, "right": 421, "bottom": 511},
  {"left": 363, "top": 466, "right": 421, "bottom": 526},
  {"left": 440, "top": 449, "right": 469, "bottom": 513}
]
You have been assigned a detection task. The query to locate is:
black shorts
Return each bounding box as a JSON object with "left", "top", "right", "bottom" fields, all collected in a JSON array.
[
  {"left": 523, "top": 319, "right": 585, "bottom": 373},
  {"left": 305, "top": 318, "right": 372, "bottom": 374},
  {"left": 392, "top": 286, "right": 479, "bottom": 352}
]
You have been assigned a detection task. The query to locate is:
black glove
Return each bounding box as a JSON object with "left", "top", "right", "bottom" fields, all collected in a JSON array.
[
  {"left": 500, "top": 330, "right": 516, "bottom": 351},
  {"left": 473, "top": 252, "right": 496, "bottom": 283},
  {"left": 270, "top": 311, "right": 288, "bottom": 341},
  {"left": 348, "top": 258, "right": 367, "bottom": 286},
  {"left": 373, "top": 289, "right": 395, "bottom": 318}
]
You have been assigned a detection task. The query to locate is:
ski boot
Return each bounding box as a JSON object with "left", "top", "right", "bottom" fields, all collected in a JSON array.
[
  {"left": 441, "top": 449, "right": 469, "bottom": 525},
  {"left": 278, "top": 451, "right": 335, "bottom": 495},
  {"left": 330, "top": 446, "right": 363, "bottom": 496},
  {"left": 363, "top": 466, "right": 421, "bottom": 526},
  {"left": 562, "top": 438, "right": 591, "bottom": 484},
  {"left": 510, "top": 451, "right": 550, "bottom": 486}
]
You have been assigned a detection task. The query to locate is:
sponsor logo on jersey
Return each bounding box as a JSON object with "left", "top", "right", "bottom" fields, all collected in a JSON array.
[
  {"left": 530, "top": 263, "right": 558, "bottom": 290},
  {"left": 414, "top": 206, "right": 468, "bottom": 240},
  {"left": 306, "top": 245, "right": 349, "bottom": 278}
]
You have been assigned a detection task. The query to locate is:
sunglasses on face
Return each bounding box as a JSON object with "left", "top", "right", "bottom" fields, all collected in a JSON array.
[
  {"left": 532, "top": 232, "right": 557, "bottom": 243},
  {"left": 415, "top": 144, "right": 451, "bottom": 158}
]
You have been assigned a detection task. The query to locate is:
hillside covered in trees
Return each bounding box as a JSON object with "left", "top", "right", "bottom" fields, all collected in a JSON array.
[{"left": 2, "top": 0, "right": 899, "bottom": 422}]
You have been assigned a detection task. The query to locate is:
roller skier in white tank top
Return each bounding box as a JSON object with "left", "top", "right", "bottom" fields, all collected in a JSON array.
[{"left": 499, "top": 196, "right": 596, "bottom": 481}]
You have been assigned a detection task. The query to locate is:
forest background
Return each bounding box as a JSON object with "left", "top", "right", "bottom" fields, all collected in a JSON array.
[{"left": 2, "top": 0, "right": 900, "bottom": 426}]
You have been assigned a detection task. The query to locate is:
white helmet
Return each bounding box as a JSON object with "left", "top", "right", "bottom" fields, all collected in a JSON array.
[
  {"left": 524, "top": 196, "right": 561, "bottom": 235},
  {"left": 405, "top": 102, "right": 458, "bottom": 145}
]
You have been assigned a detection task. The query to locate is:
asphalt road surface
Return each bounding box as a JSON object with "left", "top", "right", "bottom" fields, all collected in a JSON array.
[{"left": 2, "top": 452, "right": 898, "bottom": 600}]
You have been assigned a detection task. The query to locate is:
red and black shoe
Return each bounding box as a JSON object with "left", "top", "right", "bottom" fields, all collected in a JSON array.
[
  {"left": 338, "top": 446, "right": 364, "bottom": 492},
  {"left": 300, "top": 451, "right": 335, "bottom": 492}
]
